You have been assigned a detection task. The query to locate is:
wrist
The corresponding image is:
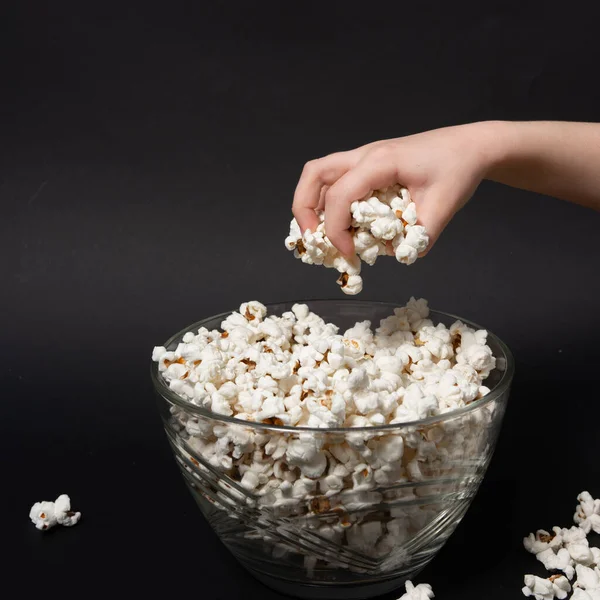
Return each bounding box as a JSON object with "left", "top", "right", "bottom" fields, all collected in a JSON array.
[{"left": 467, "top": 120, "right": 521, "bottom": 180}]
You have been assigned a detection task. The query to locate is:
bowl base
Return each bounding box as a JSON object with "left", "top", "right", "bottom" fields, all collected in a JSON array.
[{"left": 246, "top": 568, "right": 416, "bottom": 600}]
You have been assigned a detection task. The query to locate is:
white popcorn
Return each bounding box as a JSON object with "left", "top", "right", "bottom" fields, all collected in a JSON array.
[
  {"left": 29, "top": 494, "right": 81, "bottom": 531},
  {"left": 563, "top": 526, "right": 589, "bottom": 545},
  {"left": 394, "top": 243, "right": 418, "bottom": 266},
  {"left": 575, "top": 564, "right": 600, "bottom": 590},
  {"left": 398, "top": 580, "right": 435, "bottom": 600},
  {"left": 239, "top": 301, "right": 267, "bottom": 322},
  {"left": 523, "top": 492, "right": 600, "bottom": 599},
  {"left": 575, "top": 492, "right": 600, "bottom": 535},
  {"left": 154, "top": 299, "right": 500, "bottom": 578},
  {"left": 370, "top": 215, "right": 403, "bottom": 241},
  {"left": 524, "top": 531, "right": 561, "bottom": 555},
  {"left": 392, "top": 384, "right": 438, "bottom": 423},
  {"left": 152, "top": 346, "right": 167, "bottom": 361},
  {"left": 29, "top": 501, "right": 58, "bottom": 531},
  {"left": 337, "top": 273, "right": 363, "bottom": 296},
  {"left": 566, "top": 535, "right": 594, "bottom": 566},
  {"left": 572, "top": 590, "right": 596, "bottom": 600},
  {"left": 537, "top": 548, "right": 575, "bottom": 580},
  {"left": 403, "top": 225, "right": 429, "bottom": 253},
  {"left": 522, "top": 574, "right": 571, "bottom": 600},
  {"left": 346, "top": 520, "right": 382, "bottom": 552},
  {"left": 286, "top": 185, "right": 429, "bottom": 294},
  {"left": 402, "top": 202, "right": 418, "bottom": 226},
  {"left": 354, "top": 230, "right": 383, "bottom": 266}
]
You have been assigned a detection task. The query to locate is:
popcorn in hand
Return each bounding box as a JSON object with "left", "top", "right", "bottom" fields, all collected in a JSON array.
[
  {"left": 285, "top": 185, "right": 429, "bottom": 295},
  {"left": 522, "top": 574, "right": 571, "bottom": 600},
  {"left": 29, "top": 494, "right": 81, "bottom": 531},
  {"left": 398, "top": 580, "right": 435, "bottom": 600}
]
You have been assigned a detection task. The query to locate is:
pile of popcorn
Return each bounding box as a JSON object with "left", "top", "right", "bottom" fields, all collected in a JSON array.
[
  {"left": 153, "top": 298, "right": 500, "bottom": 576},
  {"left": 153, "top": 297, "right": 495, "bottom": 436},
  {"left": 523, "top": 491, "right": 600, "bottom": 599},
  {"left": 29, "top": 494, "right": 81, "bottom": 531},
  {"left": 285, "top": 185, "right": 429, "bottom": 295}
]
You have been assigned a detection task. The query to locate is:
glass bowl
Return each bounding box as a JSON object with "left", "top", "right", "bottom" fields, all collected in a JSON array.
[{"left": 151, "top": 301, "right": 514, "bottom": 599}]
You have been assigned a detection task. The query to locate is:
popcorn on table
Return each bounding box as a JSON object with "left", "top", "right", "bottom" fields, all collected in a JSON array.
[
  {"left": 523, "top": 491, "right": 600, "bottom": 599},
  {"left": 153, "top": 298, "right": 499, "bottom": 575},
  {"left": 285, "top": 185, "right": 429, "bottom": 295},
  {"left": 398, "top": 580, "right": 435, "bottom": 599},
  {"left": 29, "top": 494, "right": 81, "bottom": 531},
  {"left": 522, "top": 574, "right": 571, "bottom": 600}
]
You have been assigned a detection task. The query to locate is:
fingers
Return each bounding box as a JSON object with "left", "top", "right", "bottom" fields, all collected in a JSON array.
[
  {"left": 413, "top": 185, "right": 456, "bottom": 255},
  {"left": 292, "top": 152, "right": 355, "bottom": 233},
  {"left": 317, "top": 185, "right": 329, "bottom": 212},
  {"left": 324, "top": 153, "right": 398, "bottom": 255}
]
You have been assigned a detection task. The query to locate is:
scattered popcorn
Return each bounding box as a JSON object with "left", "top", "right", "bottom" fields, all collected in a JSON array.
[
  {"left": 29, "top": 494, "right": 81, "bottom": 531},
  {"left": 575, "top": 492, "right": 600, "bottom": 536},
  {"left": 285, "top": 185, "right": 429, "bottom": 294},
  {"left": 536, "top": 548, "right": 575, "bottom": 580},
  {"left": 571, "top": 590, "right": 600, "bottom": 600},
  {"left": 398, "top": 580, "right": 435, "bottom": 599},
  {"left": 523, "top": 491, "right": 600, "bottom": 598},
  {"left": 154, "top": 298, "right": 502, "bottom": 578},
  {"left": 522, "top": 574, "right": 571, "bottom": 600},
  {"left": 574, "top": 564, "right": 600, "bottom": 591}
]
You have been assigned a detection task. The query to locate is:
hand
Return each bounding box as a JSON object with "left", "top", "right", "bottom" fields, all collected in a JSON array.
[{"left": 292, "top": 121, "right": 500, "bottom": 257}]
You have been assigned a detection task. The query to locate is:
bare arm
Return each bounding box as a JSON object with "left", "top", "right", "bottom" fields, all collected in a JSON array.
[
  {"left": 485, "top": 121, "right": 600, "bottom": 212},
  {"left": 292, "top": 121, "right": 600, "bottom": 257}
]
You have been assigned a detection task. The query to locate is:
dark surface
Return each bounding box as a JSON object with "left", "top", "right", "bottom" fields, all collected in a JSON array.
[{"left": 2, "top": 3, "right": 600, "bottom": 598}]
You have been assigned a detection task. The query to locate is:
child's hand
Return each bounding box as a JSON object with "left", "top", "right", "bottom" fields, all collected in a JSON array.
[{"left": 292, "top": 122, "right": 501, "bottom": 257}]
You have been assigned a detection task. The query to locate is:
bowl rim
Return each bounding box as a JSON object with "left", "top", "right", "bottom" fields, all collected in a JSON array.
[{"left": 150, "top": 299, "right": 515, "bottom": 432}]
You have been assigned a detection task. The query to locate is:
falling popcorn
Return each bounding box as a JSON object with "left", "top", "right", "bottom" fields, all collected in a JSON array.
[
  {"left": 285, "top": 185, "right": 429, "bottom": 295},
  {"left": 29, "top": 494, "right": 81, "bottom": 531}
]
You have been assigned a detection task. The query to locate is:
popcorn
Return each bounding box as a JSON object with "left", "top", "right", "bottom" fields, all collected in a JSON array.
[
  {"left": 524, "top": 529, "right": 564, "bottom": 555},
  {"left": 568, "top": 542, "right": 595, "bottom": 566},
  {"left": 29, "top": 494, "right": 81, "bottom": 531},
  {"left": 575, "top": 492, "right": 600, "bottom": 535},
  {"left": 285, "top": 185, "right": 429, "bottom": 294},
  {"left": 522, "top": 574, "right": 571, "bottom": 600},
  {"left": 536, "top": 548, "right": 575, "bottom": 580},
  {"left": 337, "top": 273, "right": 363, "bottom": 295},
  {"left": 395, "top": 243, "right": 419, "bottom": 266},
  {"left": 575, "top": 564, "right": 600, "bottom": 590},
  {"left": 572, "top": 590, "right": 598, "bottom": 600},
  {"left": 523, "top": 491, "right": 600, "bottom": 598},
  {"left": 398, "top": 580, "right": 435, "bottom": 600},
  {"left": 154, "top": 298, "right": 499, "bottom": 578}
]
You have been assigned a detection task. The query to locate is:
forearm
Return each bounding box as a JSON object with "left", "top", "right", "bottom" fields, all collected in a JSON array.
[{"left": 478, "top": 120, "right": 600, "bottom": 210}]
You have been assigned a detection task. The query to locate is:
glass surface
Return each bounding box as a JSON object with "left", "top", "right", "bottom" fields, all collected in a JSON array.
[{"left": 151, "top": 301, "right": 514, "bottom": 599}]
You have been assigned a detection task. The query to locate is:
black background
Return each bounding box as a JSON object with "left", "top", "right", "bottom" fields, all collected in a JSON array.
[{"left": 2, "top": 2, "right": 600, "bottom": 598}]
